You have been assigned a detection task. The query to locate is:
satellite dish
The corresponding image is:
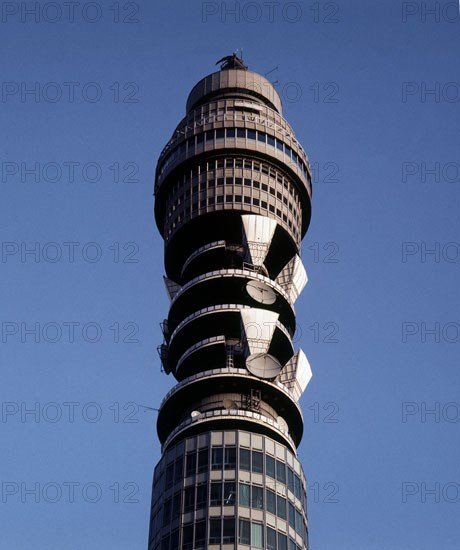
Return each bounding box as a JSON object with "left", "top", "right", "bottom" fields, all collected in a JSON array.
[
  {"left": 277, "top": 416, "right": 289, "bottom": 432},
  {"left": 190, "top": 410, "right": 201, "bottom": 418},
  {"left": 246, "top": 280, "right": 277, "bottom": 305},
  {"left": 223, "top": 398, "right": 238, "bottom": 410},
  {"left": 246, "top": 353, "right": 282, "bottom": 379}
]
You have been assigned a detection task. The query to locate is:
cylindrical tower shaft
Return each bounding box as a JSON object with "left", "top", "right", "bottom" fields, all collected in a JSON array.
[{"left": 149, "top": 54, "right": 313, "bottom": 550}]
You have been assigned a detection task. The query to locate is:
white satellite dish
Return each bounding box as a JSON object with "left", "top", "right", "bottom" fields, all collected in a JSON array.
[
  {"left": 223, "top": 398, "right": 238, "bottom": 410},
  {"left": 246, "top": 353, "right": 282, "bottom": 379},
  {"left": 190, "top": 410, "right": 201, "bottom": 418}
]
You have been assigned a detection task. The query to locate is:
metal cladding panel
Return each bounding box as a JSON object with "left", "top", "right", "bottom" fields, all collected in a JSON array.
[
  {"left": 240, "top": 308, "right": 279, "bottom": 355},
  {"left": 242, "top": 215, "right": 277, "bottom": 267},
  {"left": 163, "top": 276, "right": 181, "bottom": 300},
  {"left": 275, "top": 255, "right": 308, "bottom": 303},
  {"left": 277, "top": 349, "right": 312, "bottom": 401}
]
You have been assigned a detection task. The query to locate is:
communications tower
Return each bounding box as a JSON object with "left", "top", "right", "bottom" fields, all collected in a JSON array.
[{"left": 149, "top": 53, "right": 313, "bottom": 550}]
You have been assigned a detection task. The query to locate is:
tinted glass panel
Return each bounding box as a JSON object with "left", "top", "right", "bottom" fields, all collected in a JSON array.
[
  {"left": 239, "top": 519, "right": 250, "bottom": 545},
  {"left": 252, "top": 451, "right": 264, "bottom": 473},
  {"left": 251, "top": 485, "right": 263, "bottom": 509},
  {"left": 267, "top": 489, "right": 276, "bottom": 514},
  {"left": 209, "top": 518, "right": 221, "bottom": 543},
  {"left": 267, "top": 527, "right": 277, "bottom": 550},
  {"left": 239, "top": 483, "right": 250, "bottom": 507},
  {"left": 223, "top": 518, "right": 235, "bottom": 543},
  {"left": 240, "top": 448, "right": 250, "bottom": 471},
  {"left": 223, "top": 482, "right": 236, "bottom": 505},
  {"left": 211, "top": 447, "right": 223, "bottom": 470},
  {"left": 277, "top": 495, "right": 287, "bottom": 519},
  {"left": 266, "top": 455, "right": 275, "bottom": 479},
  {"left": 210, "top": 482, "right": 222, "bottom": 506},
  {"left": 276, "top": 460, "right": 286, "bottom": 483}
]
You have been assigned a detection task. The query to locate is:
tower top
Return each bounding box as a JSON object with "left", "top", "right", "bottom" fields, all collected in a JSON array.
[{"left": 215, "top": 52, "right": 248, "bottom": 71}]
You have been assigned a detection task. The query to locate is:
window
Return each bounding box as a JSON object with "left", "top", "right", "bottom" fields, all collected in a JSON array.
[
  {"left": 165, "top": 463, "right": 174, "bottom": 489},
  {"left": 288, "top": 503, "right": 296, "bottom": 528},
  {"left": 276, "top": 140, "right": 284, "bottom": 151},
  {"left": 294, "top": 475, "right": 301, "bottom": 499},
  {"left": 172, "top": 492, "right": 181, "bottom": 520},
  {"left": 239, "top": 483, "right": 250, "bottom": 507},
  {"left": 223, "top": 482, "right": 236, "bottom": 505},
  {"left": 174, "top": 457, "right": 183, "bottom": 484},
  {"left": 196, "top": 483, "right": 207, "bottom": 510},
  {"left": 277, "top": 495, "right": 287, "bottom": 520},
  {"left": 184, "top": 486, "right": 195, "bottom": 512},
  {"left": 206, "top": 130, "right": 214, "bottom": 141},
  {"left": 161, "top": 535, "right": 169, "bottom": 550},
  {"left": 210, "top": 482, "right": 222, "bottom": 506},
  {"left": 278, "top": 533, "right": 288, "bottom": 550},
  {"left": 223, "top": 518, "right": 235, "bottom": 543},
  {"left": 266, "top": 455, "right": 275, "bottom": 479},
  {"left": 276, "top": 460, "right": 286, "bottom": 484},
  {"left": 170, "top": 529, "right": 179, "bottom": 549},
  {"left": 237, "top": 128, "right": 246, "bottom": 138},
  {"left": 288, "top": 468, "right": 295, "bottom": 493},
  {"left": 267, "top": 527, "right": 277, "bottom": 550},
  {"left": 226, "top": 128, "right": 235, "bottom": 138},
  {"left": 268, "top": 135, "right": 275, "bottom": 146},
  {"left": 251, "top": 485, "right": 263, "bottom": 509},
  {"left": 267, "top": 489, "right": 276, "bottom": 514},
  {"left": 240, "top": 448, "right": 250, "bottom": 471},
  {"left": 182, "top": 523, "right": 193, "bottom": 550},
  {"left": 197, "top": 448, "right": 208, "bottom": 473},
  {"left": 216, "top": 128, "right": 225, "bottom": 139},
  {"left": 197, "top": 133, "right": 204, "bottom": 144},
  {"left": 211, "top": 448, "right": 224, "bottom": 470},
  {"left": 209, "top": 518, "right": 221, "bottom": 544},
  {"left": 257, "top": 132, "right": 266, "bottom": 143},
  {"left": 251, "top": 523, "right": 264, "bottom": 548},
  {"left": 195, "top": 520, "right": 206, "bottom": 548},
  {"left": 289, "top": 539, "right": 296, "bottom": 550},
  {"left": 248, "top": 129, "right": 256, "bottom": 140},
  {"left": 162, "top": 498, "right": 171, "bottom": 527},
  {"left": 295, "top": 510, "right": 303, "bottom": 535},
  {"left": 185, "top": 452, "right": 196, "bottom": 476},
  {"left": 239, "top": 519, "right": 250, "bottom": 545}
]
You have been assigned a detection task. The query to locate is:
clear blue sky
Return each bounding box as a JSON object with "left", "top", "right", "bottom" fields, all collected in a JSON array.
[{"left": 1, "top": 1, "right": 459, "bottom": 548}]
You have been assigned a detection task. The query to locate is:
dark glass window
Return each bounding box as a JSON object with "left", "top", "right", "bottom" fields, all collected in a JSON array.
[
  {"left": 239, "top": 519, "right": 251, "bottom": 545},
  {"left": 261, "top": 201, "right": 267, "bottom": 209},
  {"left": 185, "top": 452, "right": 196, "bottom": 476},
  {"left": 162, "top": 498, "right": 171, "bottom": 527},
  {"left": 285, "top": 145, "right": 292, "bottom": 157},
  {"left": 289, "top": 503, "right": 296, "bottom": 527},
  {"left": 268, "top": 135, "right": 275, "bottom": 146},
  {"left": 253, "top": 180, "right": 260, "bottom": 188},
  {"left": 237, "top": 128, "right": 246, "bottom": 138},
  {"left": 295, "top": 510, "right": 303, "bottom": 535},
  {"left": 209, "top": 518, "right": 221, "bottom": 544},
  {"left": 276, "top": 140, "right": 284, "bottom": 151},
  {"left": 211, "top": 447, "right": 223, "bottom": 470},
  {"left": 244, "top": 196, "right": 251, "bottom": 204},
  {"left": 182, "top": 523, "right": 193, "bottom": 550},
  {"left": 239, "top": 483, "right": 250, "bottom": 507},
  {"left": 196, "top": 133, "right": 204, "bottom": 144},
  {"left": 235, "top": 177, "right": 243, "bottom": 185},
  {"left": 226, "top": 128, "right": 235, "bottom": 138},
  {"left": 184, "top": 486, "right": 195, "bottom": 512},
  {"left": 248, "top": 129, "right": 256, "bottom": 140},
  {"left": 174, "top": 457, "right": 183, "bottom": 484},
  {"left": 217, "top": 177, "right": 224, "bottom": 185},
  {"left": 223, "top": 518, "right": 235, "bottom": 543},
  {"left": 170, "top": 529, "right": 179, "bottom": 549},
  {"left": 267, "top": 527, "right": 277, "bottom": 550},
  {"left": 225, "top": 176, "right": 233, "bottom": 185},
  {"left": 179, "top": 142, "right": 186, "bottom": 154},
  {"left": 288, "top": 467, "right": 295, "bottom": 493},
  {"left": 216, "top": 195, "right": 224, "bottom": 204},
  {"left": 252, "top": 451, "right": 264, "bottom": 473},
  {"left": 277, "top": 495, "right": 287, "bottom": 520},
  {"left": 197, "top": 448, "right": 209, "bottom": 473},
  {"left": 216, "top": 128, "right": 225, "bottom": 139},
  {"left": 161, "top": 535, "right": 169, "bottom": 550},
  {"left": 223, "top": 482, "right": 236, "bottom": 505},
  {"left": 165, "top": 463, "right": 174, "bottom": 489},
  {"left": 235, "top": 195, "right": 242, "bottom": 202},
  {"left": 278, "top": 533, "right": 288, "bottom": 550},
  {"left": 195, "top": 520, "right": 206, "bottom": 547},
  {"left": 266, "top": 455, "right": 275, "bottom": 479},
  {"left": 289, "top": 539, "right": 296, "bottom": 550},
  {"left": 257, "top": 132, "right": 266, "bottom": 143},
  {"left": 251, "top": 485, "right": 263, "bottom": 509},
  {"left": 244, "top": 160, "right": 252, "bottom": 169},
  {"left": 253, "top": 198, "right": 260, "bottom": 206},
  {"left": 172, "top": 492, "right": 181, "bottom": 520},
  {"left": 267, "top": 489, "right": 276, "bottom": 514},
  {"left": 224, "top": 447, "right": 236, "bottom": 469},
  {"left": 240, "top": 448, "right": 251, "bottom": 471},
  {"left": 225, "top": 195, "right": 233, "bottom": 203},
  {"left": 205, "top": 130, "right": 214, "bottom": 141},
  {"left": 276, "top": 460, "right": 286, "bottom": 484},
  {"left": 196, "top": 483, "right": 207, "bottom": 510},
  {"left": 294, "top": 475, "right": 302, "bottom": 500},
  {"left": 243, "top": 178, "right": 252, "bottom": 186},
  {"left": 210, "top": 482, "right": 222, "bottom": 506},
  {"left": 226, "top": 158, "right": 233, "bottom": 167}
]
